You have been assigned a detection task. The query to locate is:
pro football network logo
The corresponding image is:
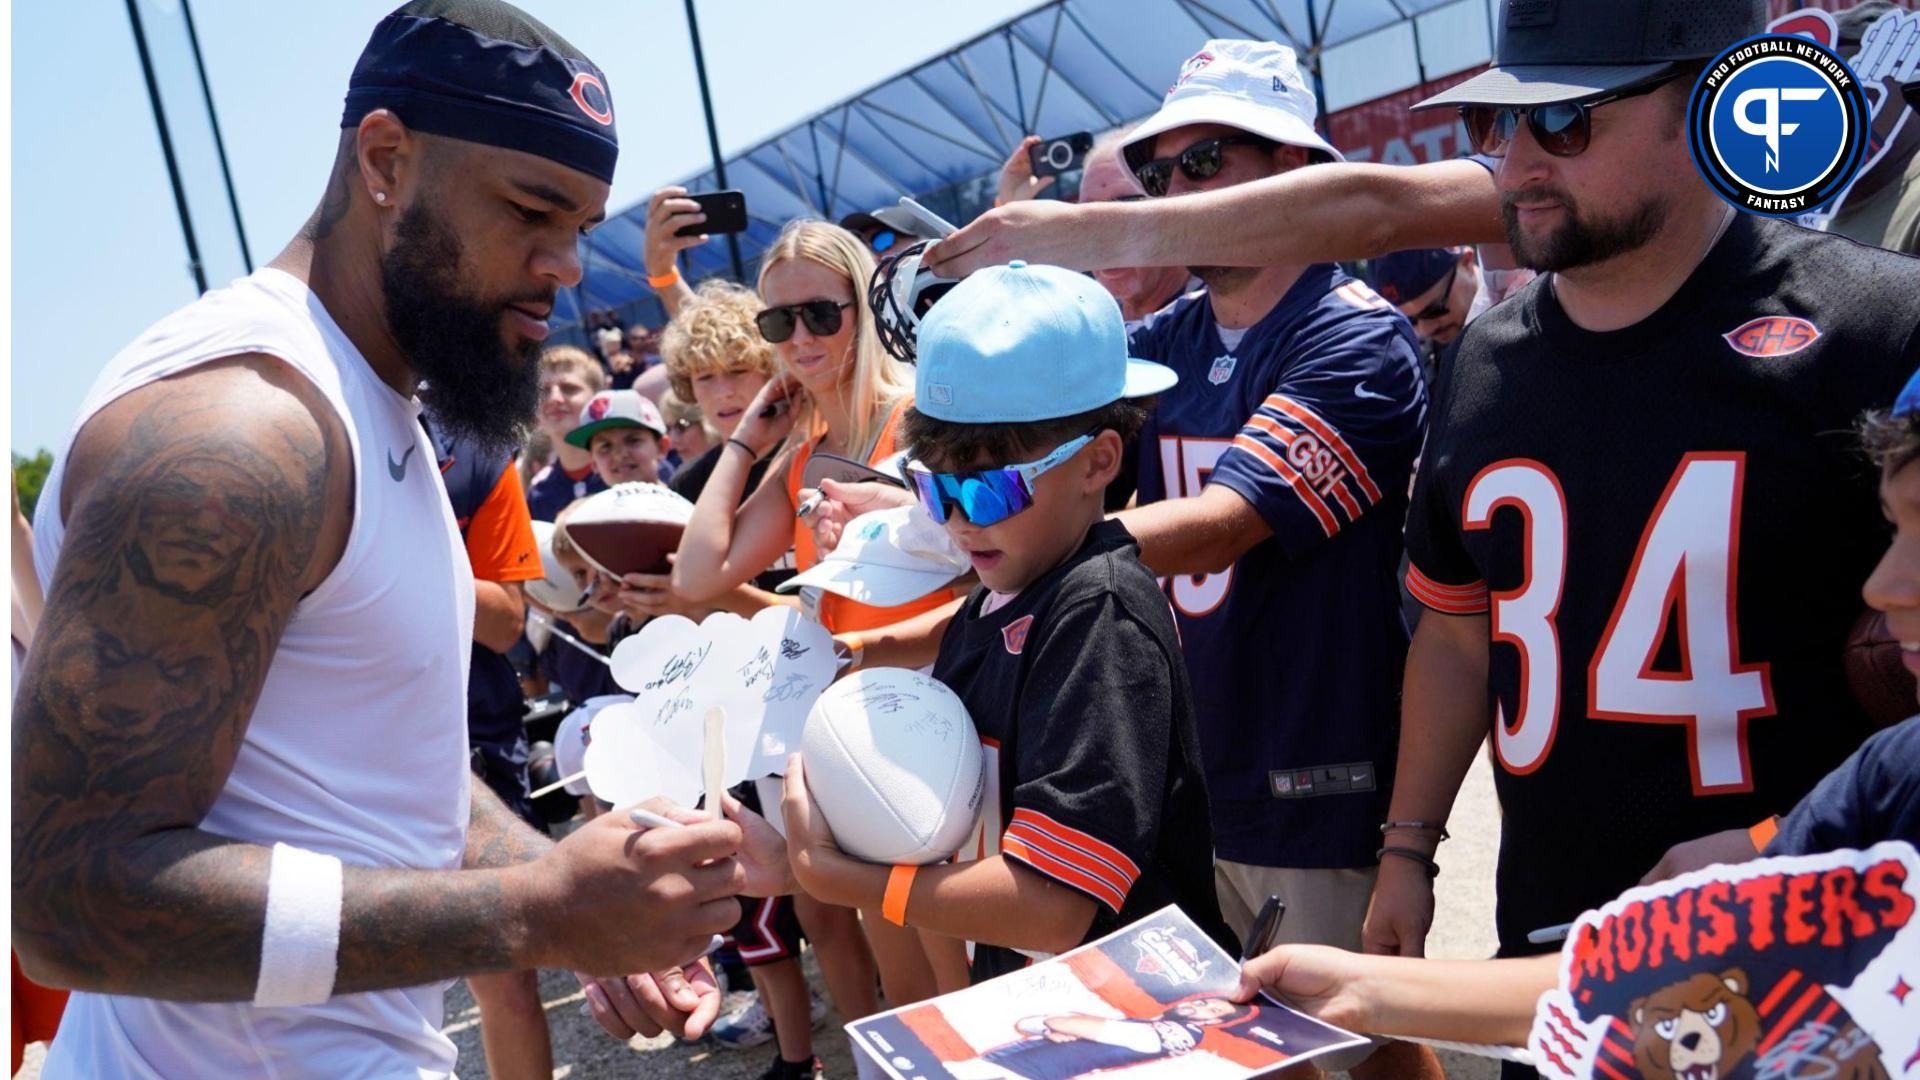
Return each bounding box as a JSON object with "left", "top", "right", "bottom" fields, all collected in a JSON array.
[{"left": 1687, "top": 34, "right": 1870, "bottom": 216}]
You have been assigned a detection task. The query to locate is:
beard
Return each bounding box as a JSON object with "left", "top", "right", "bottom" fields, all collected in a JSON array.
[
  {"left": 1501, "top": 183, "right": 1669, "bottom": 273},
  {"left": 380, "top": 199, "right": 546, "bottom": 455}
]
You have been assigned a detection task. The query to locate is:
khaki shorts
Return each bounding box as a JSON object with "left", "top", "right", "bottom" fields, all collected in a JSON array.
[
  {"left": 1215, "top": 860, "right": 1381, "bottom": 1073},
  {"left": 1213, "top": 859, "right": 1378, "bottom": 950}
]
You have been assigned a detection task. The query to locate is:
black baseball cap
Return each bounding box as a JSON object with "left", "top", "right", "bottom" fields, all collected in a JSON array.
[
  {"left": 837, "top": 207, "right": 937, "bottom": 240},
  {"left": 1414, "top": 0, "right": 1763, "bottom": 111}
]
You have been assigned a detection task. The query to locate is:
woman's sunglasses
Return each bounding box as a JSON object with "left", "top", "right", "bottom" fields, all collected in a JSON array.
[
  {"left": 870, "top": 229, "right": 898, "bottom": 254},
  {"left": 1132, "top": 134, "right": 1277, "bottom": 197},
  {"left": 1461, "top": 75, "right": 1677, "bottom": 159},
  {"left": 905, "top": 433, "right": 1094, "bottom": 528},
  {"left": 755, "top": 300, "right": 852, "bottom": 344}
]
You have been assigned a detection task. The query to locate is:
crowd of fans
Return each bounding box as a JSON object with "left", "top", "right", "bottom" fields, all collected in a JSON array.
[
  {"left": 12, "top": 1, "right": 1920, "bottom": 1078},
  {"left": 411, "top": 12, "right": 1920, "bottom": 1079}
]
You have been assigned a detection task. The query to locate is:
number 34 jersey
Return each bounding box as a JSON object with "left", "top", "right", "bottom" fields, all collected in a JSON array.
[{"left": 1406, "top": 215, "right": 1920, "bottom": 950}]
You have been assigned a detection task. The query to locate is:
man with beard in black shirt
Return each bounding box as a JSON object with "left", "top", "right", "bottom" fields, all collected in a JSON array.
[{"left": 1369, "top": 3, "right": 1920, "bottom": 1052}]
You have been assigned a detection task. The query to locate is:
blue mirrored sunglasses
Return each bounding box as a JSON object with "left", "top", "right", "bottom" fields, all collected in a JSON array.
[{"left": 905, "top": 433, "right": 1095, "bottom": 527}]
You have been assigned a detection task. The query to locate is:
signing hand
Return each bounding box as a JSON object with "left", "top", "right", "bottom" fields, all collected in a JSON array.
[{"left": 804, "top": 477, "right": 916, "bottom": 554}]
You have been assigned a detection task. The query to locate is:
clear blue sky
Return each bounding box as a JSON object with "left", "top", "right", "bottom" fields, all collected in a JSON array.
[{"left": 10, "top": 0, "right": 1037, "bottom": 456}]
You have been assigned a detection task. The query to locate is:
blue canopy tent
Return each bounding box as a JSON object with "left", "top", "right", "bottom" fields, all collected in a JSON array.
[{"left": 563, "top": 0, "right": 1499, "bottom": 340}]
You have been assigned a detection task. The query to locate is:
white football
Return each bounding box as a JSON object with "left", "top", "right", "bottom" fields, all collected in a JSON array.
[{"left": 800, "top": 667, "right": 985, "bottom": 864}]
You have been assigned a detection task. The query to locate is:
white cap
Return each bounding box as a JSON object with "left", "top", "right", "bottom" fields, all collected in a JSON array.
[
  {"left": 777, "top": 505, "right": 970, "bottom": 607},
  {"left": 526, "top": 520, "right": 590, "bottom": 613},
  {"left": 1121, "top": 40, "right": 1343, "bottom": 181},
  {"left": 555, "top": 695, "right": 629, "bottom": 798}
]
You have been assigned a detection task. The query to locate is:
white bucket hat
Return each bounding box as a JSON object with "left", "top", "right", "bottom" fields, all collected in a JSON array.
[{"left": 1121, "top": 39, "right": 1344, "bottom": 180}]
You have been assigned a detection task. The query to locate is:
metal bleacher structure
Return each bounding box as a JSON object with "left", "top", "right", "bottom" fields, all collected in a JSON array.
[
  {"left": 559, "top": 0, "right": 1503, "bottom": 339},
  {"left": 560, "top": 0, "right": 1865, "bottom": 339}
]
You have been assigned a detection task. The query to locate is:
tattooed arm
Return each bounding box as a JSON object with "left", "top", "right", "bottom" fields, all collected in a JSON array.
[
  {"left": 464, "top": 774, "right": 552, "bottom": 870},
  {"left": 12, "top": 355, "right": 747, "bottom": 1001}
]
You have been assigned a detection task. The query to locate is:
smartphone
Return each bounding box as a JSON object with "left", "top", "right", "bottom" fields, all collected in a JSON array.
[
  {"left": 1029, "top": 131, "right": 1094, "bottom": 179},
  {"left": 676, "top": 190, "right": 748, "bottom": 238},
  {"left": 896, "top": 196, "right": 957, "bottom": 238}
]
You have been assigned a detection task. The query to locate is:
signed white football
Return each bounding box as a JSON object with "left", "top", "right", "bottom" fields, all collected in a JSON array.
[{"left": 799, "top": 668, "right": 984, "bottom": 864}]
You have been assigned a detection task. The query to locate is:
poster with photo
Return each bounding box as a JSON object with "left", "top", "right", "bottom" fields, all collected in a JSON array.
[{"left": 846, "top": 905, "right": 1368, "bottom": 1079}]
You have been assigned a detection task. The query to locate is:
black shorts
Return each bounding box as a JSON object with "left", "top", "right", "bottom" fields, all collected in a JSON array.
[
  {"left": 722, "top": 779, "right": 802, "bottom": 966},
  {"left": 726, "top": 894, "right": 805, "bottom": 967},
  {"left": 470, "top": 732, "right": 549, "bottom": 836}
]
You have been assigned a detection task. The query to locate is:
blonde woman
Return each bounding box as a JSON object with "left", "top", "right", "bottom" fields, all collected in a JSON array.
[{"left": 674, "top": 220, "right": 965, "bottom": 1012}]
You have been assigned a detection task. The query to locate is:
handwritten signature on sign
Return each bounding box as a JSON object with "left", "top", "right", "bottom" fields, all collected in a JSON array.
[
  {"left": 656, "top": 691, "right": 694, "bottom": 727},
  {"left": 780, "top": 637, "right": 811, "bottom": 660},
  {"left": 738, "top": 646, "right": 774, "bottom": 687},
  {"left": 646, "top": 643, "right": 713, "bottom": 691},
  {"left": 763, "top": 673, "right": 814, "bottom": 704}
]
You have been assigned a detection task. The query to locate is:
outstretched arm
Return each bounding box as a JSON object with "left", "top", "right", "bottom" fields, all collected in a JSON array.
[
  {"left": 1234, "top": 945, "right": 1555, "bottom": 1047},
  {"left": 926, "top": 158, "right": 1503, "bottom": 277}
]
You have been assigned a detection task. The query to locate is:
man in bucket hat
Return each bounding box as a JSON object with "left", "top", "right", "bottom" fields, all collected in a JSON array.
[{"left": 1108, "top": 38, "right": 1440, "bottom": 1080}]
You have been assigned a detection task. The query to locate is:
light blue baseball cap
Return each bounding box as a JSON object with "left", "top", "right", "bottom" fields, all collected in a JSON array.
[{"left": 914, "top": 260, "right": 1178, "bottom": 424}]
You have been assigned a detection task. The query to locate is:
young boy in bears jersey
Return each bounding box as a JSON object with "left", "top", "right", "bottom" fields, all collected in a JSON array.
[{"left": 779, "top": 260, "right": 1239, "bottom": 984}]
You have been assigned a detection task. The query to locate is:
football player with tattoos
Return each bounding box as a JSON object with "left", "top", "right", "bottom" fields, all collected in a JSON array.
[{"left": 11, "top": 3, "right": 745, "bottom": 1075}]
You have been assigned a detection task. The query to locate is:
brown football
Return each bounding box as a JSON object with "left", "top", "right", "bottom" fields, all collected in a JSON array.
[
  {"left": 1844, "top": 608, "right": 1916, "bottom": 729},
  {"left": 566, "top": 518, "right": 686, "bottom": 578},
  {"left": 562, "top": 482, "right": 695, "bottom": 580}
]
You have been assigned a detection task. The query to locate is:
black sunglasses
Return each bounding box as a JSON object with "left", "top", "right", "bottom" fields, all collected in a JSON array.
[
  {"left": 755, "top": 300, "right": 852, "bottom": 343},
  {"left": 1411, "top": 261, "right": 1459, "bottom": 322},
  {"left": 1133, "top": 134, "right": 1277, "bottom": 197},
  {"left": 1462, "top": 75, "right": 1678, "bottom": 159}
]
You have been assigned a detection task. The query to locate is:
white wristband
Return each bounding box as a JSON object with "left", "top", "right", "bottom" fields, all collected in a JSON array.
[{"left": 253, "top": 842, "right": 344, "bottom": 1007}]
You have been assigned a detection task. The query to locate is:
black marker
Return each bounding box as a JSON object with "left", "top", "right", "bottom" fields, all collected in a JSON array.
[{"left": 1241, "top": 894, "right": 1288, "bottom": 962}]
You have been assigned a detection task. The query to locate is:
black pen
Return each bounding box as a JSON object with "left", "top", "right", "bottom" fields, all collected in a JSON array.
[{"left": 1240, "top": 894, "right": 1288, "bottom": 962}]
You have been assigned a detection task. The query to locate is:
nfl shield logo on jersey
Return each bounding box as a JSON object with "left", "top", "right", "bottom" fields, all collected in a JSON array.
[{"left": 1208, "top": 355, "right": 1237, "bottom": 386}]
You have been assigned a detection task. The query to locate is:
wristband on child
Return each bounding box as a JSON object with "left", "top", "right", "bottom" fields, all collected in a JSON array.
[
  {"left": 647, "top": 267, "right": 680, "bottom": 289},
  {"left": 253, "top": 842, "right": 345, "bottom": 1007},
  {"left": 883, "top": 864, "right": 918, "bottom": 926}
]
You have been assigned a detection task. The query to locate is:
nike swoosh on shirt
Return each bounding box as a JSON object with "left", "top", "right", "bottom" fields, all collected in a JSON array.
[
  {"left": 1354, "top": 382, "right": 1391, "bottom": 402},
  {"left": 388, "top": 445, "right": 417, "bottom": 481}
]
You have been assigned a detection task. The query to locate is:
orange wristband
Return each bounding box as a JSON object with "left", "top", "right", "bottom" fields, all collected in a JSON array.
[
  {"left": 841, "top": 633, "right": 866, "bottom": 673},
  {"left": 1748, "top": 815, "right": 1779, "bottom": 852},
  {"left": 883, "top": 864, "right": 918, "bottom": 926},
  {"left": 647, "top": 267, "right": 680, "bottom": 289}
]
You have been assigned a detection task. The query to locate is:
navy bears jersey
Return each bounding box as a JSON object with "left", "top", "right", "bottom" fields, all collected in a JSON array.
[
  {"left": 1405, "top": 215, "right": 1920, "bottom": 952},
  {"left": 1130, "top": 265, "right": 1428, "bottom": 867},
  {"left": 934, "top": 521, "right": 1235, "bottom": 983}
]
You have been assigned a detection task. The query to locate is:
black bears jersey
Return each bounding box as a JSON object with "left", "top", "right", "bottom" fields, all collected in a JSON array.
[
  {"left": 932, "top": 521, "right": 1236, "bottom": 983},
  {"left": 1405, "top": 215, "right": 1920, "bottom": 952}
]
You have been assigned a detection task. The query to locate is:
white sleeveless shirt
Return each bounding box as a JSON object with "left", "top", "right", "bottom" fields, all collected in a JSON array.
[{"left": 34, "top": 267, "right": 475, "bottom": 1078}]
